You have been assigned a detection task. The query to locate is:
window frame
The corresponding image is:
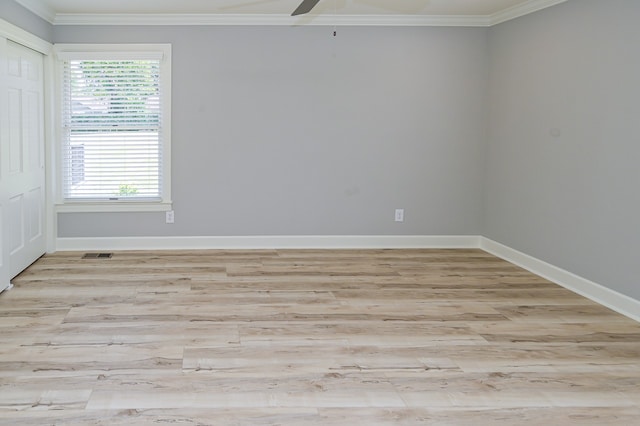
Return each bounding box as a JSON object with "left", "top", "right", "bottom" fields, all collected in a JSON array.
[{"left": 54, "top": 43, "right": 172, "bottom": 213}]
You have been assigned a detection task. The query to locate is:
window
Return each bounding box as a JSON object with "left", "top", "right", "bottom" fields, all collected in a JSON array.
[{"left": 55, "top": 44, "right": 171, "bottom": 212}]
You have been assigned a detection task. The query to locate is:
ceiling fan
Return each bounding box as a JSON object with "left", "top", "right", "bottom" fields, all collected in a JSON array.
[
  {"left": 220, "top": 1, "right": 430, "bottom": 16},
  {"left": 292, "top": 0, "right": 322, "bottom": 16},
  {"left": 291, "top": 0, "right": 430, "bottom": 16}
]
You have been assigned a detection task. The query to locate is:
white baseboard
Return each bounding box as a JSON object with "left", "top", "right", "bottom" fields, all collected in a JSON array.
[
  {"left": 53, "top": 234, "right": 639, "bottom": 322},
  {"left": 480, "top": 237, "right": 640, "bottom": 323},
  {"left": 56, "top": 235, "right": 482, "bottom": 251}
]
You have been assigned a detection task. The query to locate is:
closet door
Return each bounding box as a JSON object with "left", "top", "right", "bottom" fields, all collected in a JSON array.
[{"left": 0, "top": 38, "right": 46, "bottom": 291}]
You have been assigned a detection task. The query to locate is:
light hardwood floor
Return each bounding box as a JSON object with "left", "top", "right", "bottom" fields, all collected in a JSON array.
[{"left": 1, "top": 249, "right": 639, "bottom": 425}]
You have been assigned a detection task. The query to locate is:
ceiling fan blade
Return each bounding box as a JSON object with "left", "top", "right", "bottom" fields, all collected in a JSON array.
[{"left": 292, "top": 0, "right": 322, "bottom": 16}]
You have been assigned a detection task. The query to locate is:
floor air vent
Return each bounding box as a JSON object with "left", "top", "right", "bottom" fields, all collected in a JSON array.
[{"left": 82, "top": 253, "right": 113, "bottom": 259}]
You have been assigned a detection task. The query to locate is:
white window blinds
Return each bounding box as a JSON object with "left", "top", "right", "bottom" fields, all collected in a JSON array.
[{"left": 60, "top": 51, "right": 167, "bottom": 202}]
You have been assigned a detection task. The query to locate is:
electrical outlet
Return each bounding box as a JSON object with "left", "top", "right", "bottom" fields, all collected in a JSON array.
[
  {"left": 165, "top": 210, "right": 175, "bottom": 224},
  {"left": 395, "top": 209, "right": 404, "bottom": 222}
]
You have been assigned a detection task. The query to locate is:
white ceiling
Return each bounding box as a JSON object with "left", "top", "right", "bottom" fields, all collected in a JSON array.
[{"left": 15, "top": 0, "right": 569, "bottom": 26}]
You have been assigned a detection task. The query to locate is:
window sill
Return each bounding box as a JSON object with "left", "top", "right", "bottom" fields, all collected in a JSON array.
[{"left": 56, "top": 201, "right": 172, "bottom": 213}]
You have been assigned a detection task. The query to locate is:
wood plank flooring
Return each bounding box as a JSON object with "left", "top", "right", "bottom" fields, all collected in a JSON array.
[{"left": 1, "top": 249, "right": 639, "bottom": 425}]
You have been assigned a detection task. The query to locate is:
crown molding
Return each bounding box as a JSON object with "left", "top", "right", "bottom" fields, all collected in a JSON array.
[
  {"left": 16, "top": 0, "right": 568, "bottom": 27},
  {"left": 51, "top": 13, "right": 491, "bottom": 27},
  {"left": 490, "top": 0, "right": 569, "bottom": 26}
]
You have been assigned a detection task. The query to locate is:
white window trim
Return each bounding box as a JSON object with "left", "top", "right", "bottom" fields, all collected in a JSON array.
[{"left": 53, "top": 43, "right": 172, "bottom": 213}]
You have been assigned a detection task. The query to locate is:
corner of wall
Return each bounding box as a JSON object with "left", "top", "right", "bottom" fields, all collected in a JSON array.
[{"left": 480, "top": 237, "right": 640, "bottom": 323}]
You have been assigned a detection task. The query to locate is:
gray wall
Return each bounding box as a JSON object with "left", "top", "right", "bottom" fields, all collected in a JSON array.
[
  {"left": 0, "top": 1, "right": 52, "bottom": 42},
  {"left": 54, "top": 25, "right": 489, "bottom": 237},
  {"left": 485, "top": 0, "right": 640, "bottom": 300}
]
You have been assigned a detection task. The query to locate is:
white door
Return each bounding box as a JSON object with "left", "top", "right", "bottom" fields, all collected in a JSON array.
[{"left": 0, "top": 38, "right": 46, "bottom": 291}]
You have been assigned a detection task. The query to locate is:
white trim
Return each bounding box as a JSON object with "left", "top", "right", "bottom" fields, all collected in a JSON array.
[
  {"left": 0, "top": 19, "right": 51, "bottom": 53},
  {"left": 480, "top": 237, "right": 640, "bottom": 323},
  {"left": 53, "top": 43, "right": 169, "bottom": 58},
  {"left": 13, "top": 0, "right": 567, "bottom": 27},
  {"left": 56, "top": 201, "right": 172, "bottom": 213},
  {"left": 490, "top": 0, "right": 569, "bottom": 26},
  {"left": 50, "top": 13, "right": 491, "bottom": 27},
  {"left": 55, "top": 51, "right": 164, "bottom": 61},
  {"left": 56, "top": 235, "right": 481, "bottom": 251}
]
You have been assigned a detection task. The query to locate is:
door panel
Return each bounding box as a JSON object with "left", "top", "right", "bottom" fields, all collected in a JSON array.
[
  {"left": 9, "top": 194, "right": 24, "bottom": 254},
  {"left": 25, "top": 90, "right": 42, "bottom": 169},
  {"left": 7, "top": 88, "right": 21, "bottom": 174},
  {"left": 27, "top": 187, "right": 43, "bottom": 242},
  {"left": 0, "top": 38, "right": 46, "bottom": 288}
]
